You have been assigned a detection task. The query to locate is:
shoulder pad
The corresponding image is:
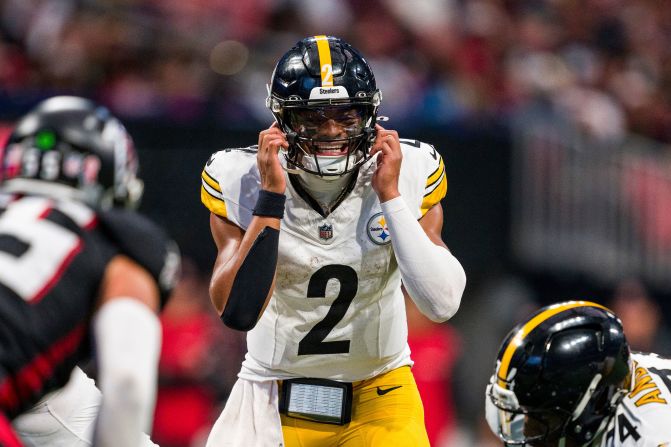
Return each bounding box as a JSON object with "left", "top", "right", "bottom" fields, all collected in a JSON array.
[
  {"left": 399, "top": 138, "right": 447, "bottom": 216},
  {"left": 97, "top": 209, "right": 181, "bottom": 306},
  {"left": 200, "top": 147, "right": 260, "bottom": 229}
]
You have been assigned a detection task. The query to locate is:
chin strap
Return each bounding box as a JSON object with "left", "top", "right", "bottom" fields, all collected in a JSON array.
[{"left": 279, "top": 151, "right": 303, "bottom": 175}]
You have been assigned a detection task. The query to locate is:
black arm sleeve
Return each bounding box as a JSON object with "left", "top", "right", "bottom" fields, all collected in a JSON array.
[
  {"left": 97, "top": 209, "right": 181, "bottom": 307},
  {"left": 222, "top": 226, "right": 279, "bottom": 331}
]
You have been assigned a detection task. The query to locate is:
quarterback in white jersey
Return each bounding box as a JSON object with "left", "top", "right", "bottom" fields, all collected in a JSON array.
[
  {"left": 202, "top": 136, "right": 447, "bottom": 381},
  {"left": 201, "top": 35, "right": 466, "bottom": 447},
  {"left": 486, "top": 301, "right": 671, "bottom": 447}
]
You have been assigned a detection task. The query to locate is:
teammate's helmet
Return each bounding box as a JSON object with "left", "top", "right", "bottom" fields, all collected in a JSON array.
[
  {"left": 486, "top": 301, "right": 631, "bottom": 446},
  {"left": 1, "top": 96, "right": 143, "bottom": 209},
  {"left": 266, "top": 35, "right": 381, "bottom": 177}
]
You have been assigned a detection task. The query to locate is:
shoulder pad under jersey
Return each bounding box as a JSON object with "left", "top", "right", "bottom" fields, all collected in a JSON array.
[
  {"left": 398, "top": 138, "right": 447, "bottom": 217},
  {"left": 200, "top": 146, "right": 260, "bottom": 229},
  {"left": 97, "top": 209, "right": 181, "bottom": 306}
]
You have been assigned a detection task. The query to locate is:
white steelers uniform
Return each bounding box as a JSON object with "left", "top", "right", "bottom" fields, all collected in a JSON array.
[
  {"left": 599, "top": 353, "right": 671, "bottom": 446},
  {"left": 201, "top": 139, "right": 447, "bottom": 383}
]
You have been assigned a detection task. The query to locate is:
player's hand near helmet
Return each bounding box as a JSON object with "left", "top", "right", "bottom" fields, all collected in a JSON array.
[
  {"left": 370, "top": 124, "right": 402, "bottom": 202},
  {"left": 257, "top": 122, "right": 288, "bottom": 194}
]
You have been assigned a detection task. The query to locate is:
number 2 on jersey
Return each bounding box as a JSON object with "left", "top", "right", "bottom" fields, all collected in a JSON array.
[{"left": 298, "top": 265, "right": 358, "bottom": 355}]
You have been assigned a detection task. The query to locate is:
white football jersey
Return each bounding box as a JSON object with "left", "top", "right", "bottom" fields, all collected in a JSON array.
[
  {"left": 201, "top": 140, "right": 447, "bottom": 381},
  {"left": 599, "top": 352, "right": 671, "bottom": 446}
]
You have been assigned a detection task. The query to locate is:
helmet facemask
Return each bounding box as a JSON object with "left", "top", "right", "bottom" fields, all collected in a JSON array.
[
  {"left": 487, "top": 376, "right": 625, "bottom": 447},
  {"left": 486, "top": 380, "right": 569, "bottom": 446},
  {"left": 266, "top": 35, "right": 382, "bottom": 178},
  {"left": 102, "top": 115, "right": 143, "bottom": 209},
  {"left": 268, "top": 93, "right": 380, "bottom": 177}
]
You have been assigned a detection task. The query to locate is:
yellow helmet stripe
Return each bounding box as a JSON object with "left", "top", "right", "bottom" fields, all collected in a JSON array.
[
  {"left": 497, "top": 301, "right": 610, "bottom": 388},
  {"left": 314, "top": 35, "right": 334, "bottom": 87}
]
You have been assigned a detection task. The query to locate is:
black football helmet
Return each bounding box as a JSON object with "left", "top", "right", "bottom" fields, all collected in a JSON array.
[
  {"left": 1, "top": 96, "right": 143, "bottom": 209},
  {"left": 266, "top": 35, "right": 381, "bottom": 177},
  {"left": 486, "top": 301, "right": 631, "bottom": 446}
]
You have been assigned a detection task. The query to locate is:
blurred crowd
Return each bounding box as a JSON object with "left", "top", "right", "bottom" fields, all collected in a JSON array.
[
  {"left": 2, "top": 0, "right": 671, "bottom": 142},
  {"left": 4, "top": 1, "right": 671, "bottom": 446}
]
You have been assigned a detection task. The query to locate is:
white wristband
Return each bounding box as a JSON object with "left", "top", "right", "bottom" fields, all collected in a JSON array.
[
  {"left": 380, "top": 196, "right": 466, "bottom": 322},
  {"left": 93, "top": 298, "right": 161, "bottom": 447}
]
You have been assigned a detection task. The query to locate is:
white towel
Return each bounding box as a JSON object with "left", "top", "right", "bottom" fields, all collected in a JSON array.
[{"left": 206, "top": 378, "right": 284, "bottom": 447}]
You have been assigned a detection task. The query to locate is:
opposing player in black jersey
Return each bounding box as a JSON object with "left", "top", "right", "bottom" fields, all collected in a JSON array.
[{"left": 0, "top": 96, "right": 180, "bottom": 447}]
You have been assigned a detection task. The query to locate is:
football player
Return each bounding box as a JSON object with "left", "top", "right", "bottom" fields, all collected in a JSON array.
[
  {"left": 0, "top": 96, "right": 180, "bottom": 446},
  {"left": 486, "top": 300, "right": 671, "bottom": 446},
  {"left": 200, "top": 35, "right": 467, "bottom": 446}
]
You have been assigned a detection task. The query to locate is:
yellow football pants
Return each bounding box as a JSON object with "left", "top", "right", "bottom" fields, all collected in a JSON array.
[{"left": 281, "top": 366, "right": 430, "bottom": 447}]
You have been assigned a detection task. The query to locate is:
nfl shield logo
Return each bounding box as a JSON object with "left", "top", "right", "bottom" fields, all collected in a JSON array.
[{"left": 319, "top": 223, "right": 333, "bottom": 241}]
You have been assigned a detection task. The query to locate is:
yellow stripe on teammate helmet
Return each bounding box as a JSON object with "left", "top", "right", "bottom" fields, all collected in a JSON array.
[
  {"left": 314, "top": 35, "right": 334, "bottom": 87},
  {"left": 497, "top": 301, "right": 610, "bottom": 388}
]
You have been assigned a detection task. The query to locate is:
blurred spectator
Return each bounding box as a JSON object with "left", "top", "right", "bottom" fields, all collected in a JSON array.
[
  {"left": 153, "top": 259, "right": 245, "bottom": 447},
  {"left": 622, "top": 156, "right": 671, "bottom": 251},
  {"left": 609, "top": 278, "right": 671, "bottom": 357},
  {"left": 0, "top": 122, "right": 12, "bottom": 146},
  {"left": 405, "top": 293, "right": 461, "bottom": 447},
  {"left": 450, "top": 274, "right": 538, "bottom": 446},
  {"left": 2, "top": 0, "right": 671, "bottom": 144}
]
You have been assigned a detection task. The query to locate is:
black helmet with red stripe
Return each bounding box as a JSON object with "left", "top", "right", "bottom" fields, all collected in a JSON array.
[
  {"left": 1, "top": 96, "right": 143, "bottom": 209},
  {"left": 266, "top": 35, "right": 381, "bottom": 177},
  {"left": 486, "top": 301, "right": 630, "bottom": 446}
]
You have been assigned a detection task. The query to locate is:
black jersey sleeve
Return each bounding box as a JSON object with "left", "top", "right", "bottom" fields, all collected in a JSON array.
[{"left": 97, "top": 209, "right": 181, "bottom": 307}]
